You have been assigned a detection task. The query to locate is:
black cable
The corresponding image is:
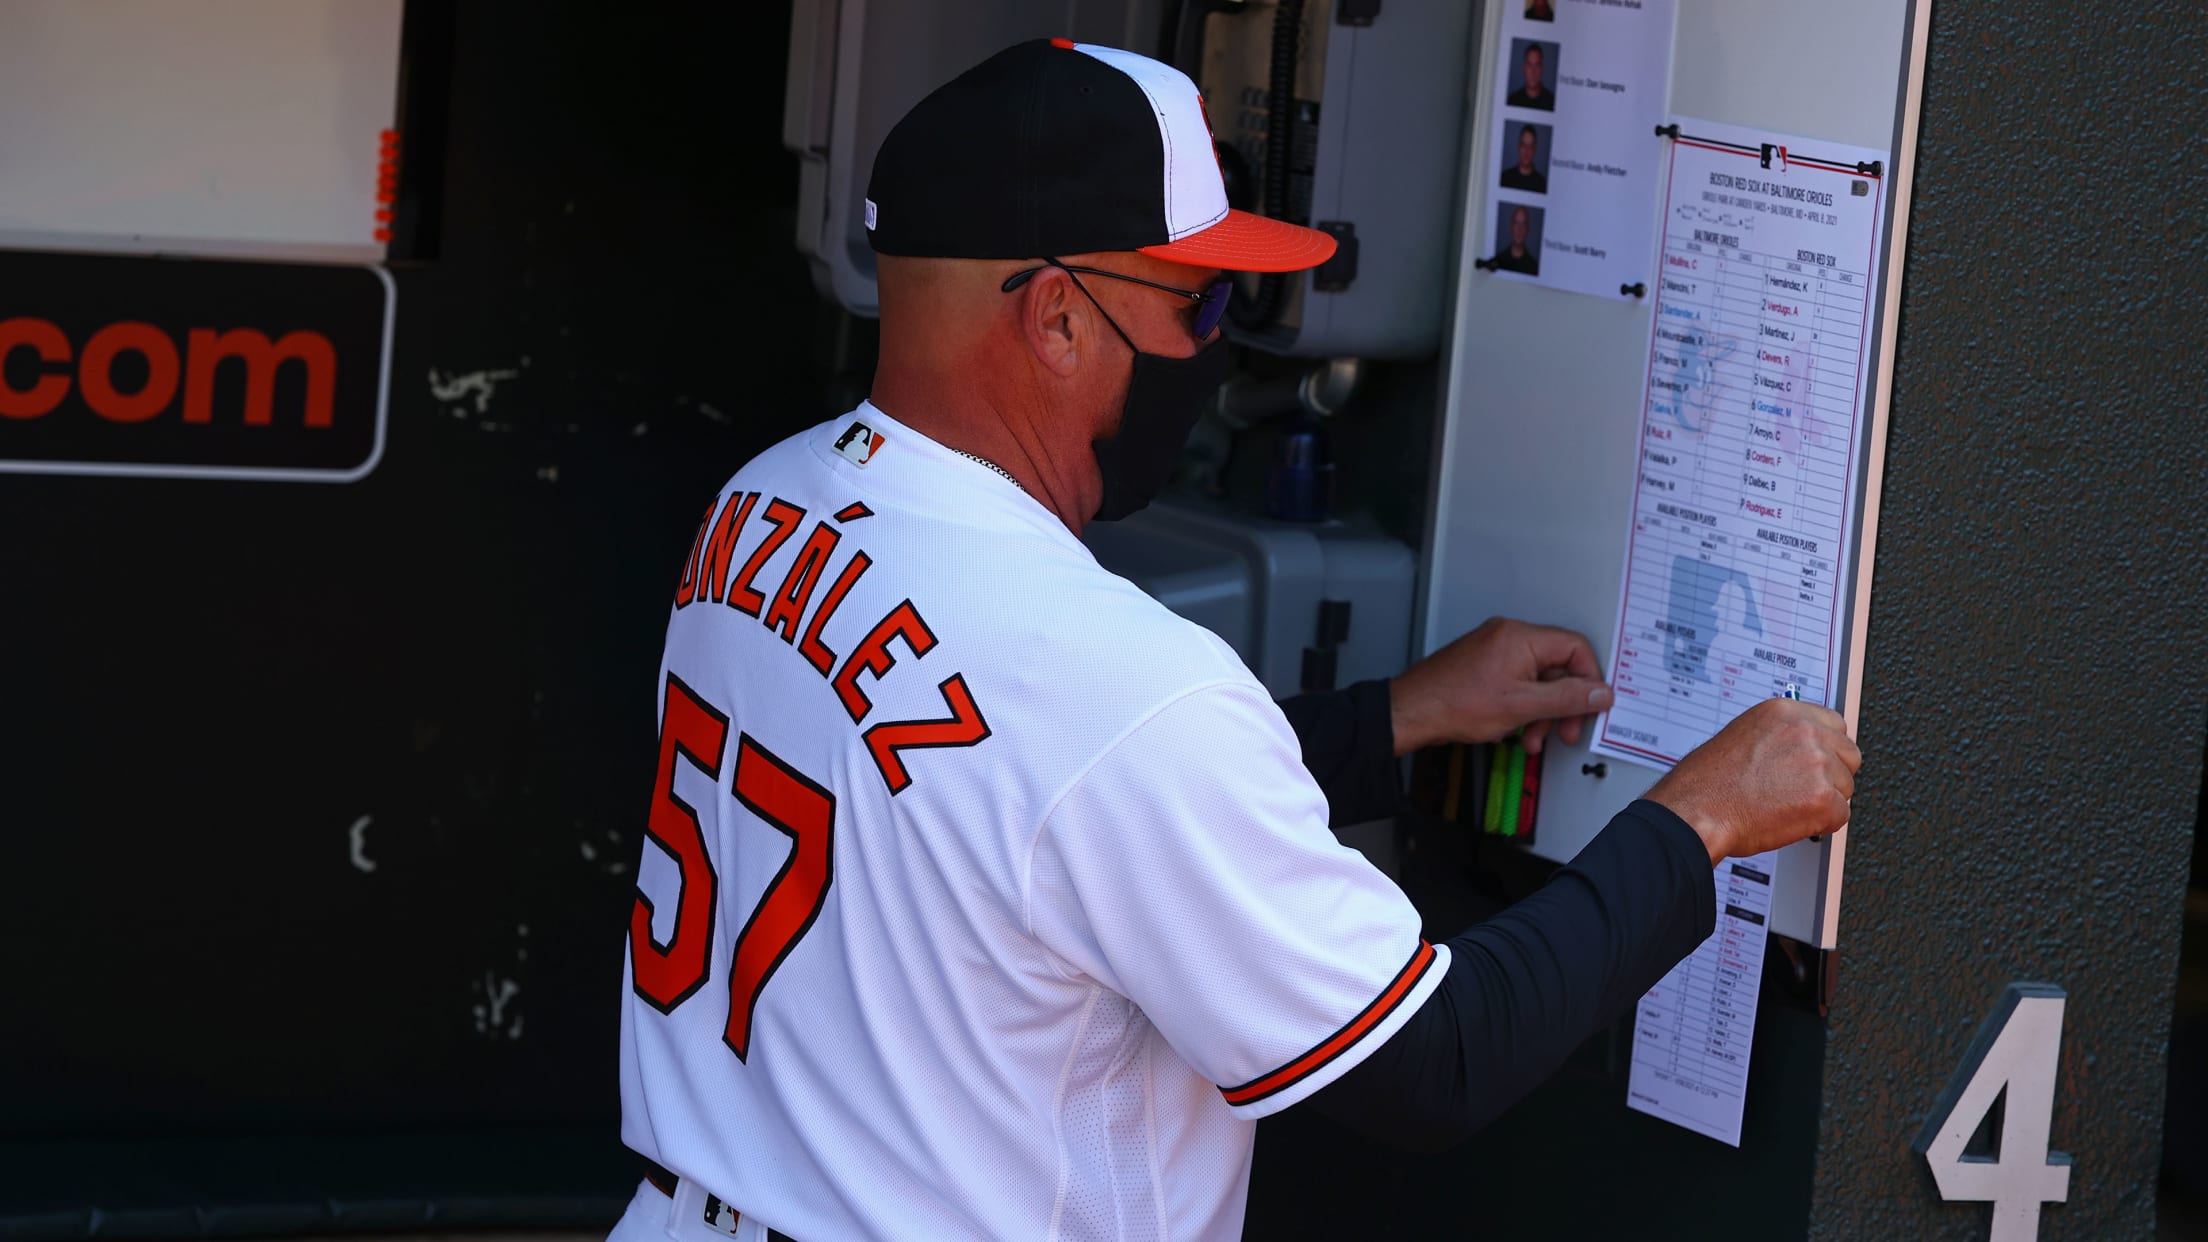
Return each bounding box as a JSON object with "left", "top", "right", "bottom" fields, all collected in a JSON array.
[{"left": 1230, "top": 0, "right": 1302, "bottom": 330}]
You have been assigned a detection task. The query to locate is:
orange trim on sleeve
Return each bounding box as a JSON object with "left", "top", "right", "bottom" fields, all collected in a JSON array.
[{"left": 1219, "top": 939, "right": 1438, "bottom": 1107}]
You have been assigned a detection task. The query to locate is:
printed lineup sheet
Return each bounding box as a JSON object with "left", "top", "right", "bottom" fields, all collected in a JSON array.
[
  {"left": 1595, "top": 118, "right": 1890, "bottom": 771},
  {"left": 1614, "top": 118, "right": 1890, "bottom": 1146},
  {"left": 1628, "top": 851, "right": 1777, "bottom": 1145}
]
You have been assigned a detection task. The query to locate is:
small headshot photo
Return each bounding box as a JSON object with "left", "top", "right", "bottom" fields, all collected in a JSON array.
[
  {"left": 1492, "top": 202, "right": 1543, "bottom": 275},
  {"left": 1500, "top": 122, "right": 1551, "bottom": 194},
  {"left": 1525, "top": 0, "right": 1556, "bottom": 19},
  {"left": 1507, "top": 39, "right": 1559, "bottom": 111}
]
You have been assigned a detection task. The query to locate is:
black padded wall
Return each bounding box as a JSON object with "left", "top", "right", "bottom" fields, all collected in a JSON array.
[
  {"left": 1805, "top": 2, "right": 2208, "bottom": 1238},
  {"left": 0, "top": 1, "right": 835, "bottom": 1228}
]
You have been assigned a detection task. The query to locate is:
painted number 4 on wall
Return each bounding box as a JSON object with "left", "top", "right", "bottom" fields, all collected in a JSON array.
[{"left": 1913, "top": 984, "right": 2072, "bottom": 1242}]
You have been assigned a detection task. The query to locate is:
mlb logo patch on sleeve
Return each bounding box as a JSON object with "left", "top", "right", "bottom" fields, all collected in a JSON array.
[{"left": 833, "top": 421, "right": 887, "bottom": 466}]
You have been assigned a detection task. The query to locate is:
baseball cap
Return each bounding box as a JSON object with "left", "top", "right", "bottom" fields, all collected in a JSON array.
[{"left": 865, "top": 39, "right": 1337, "bottom": 274}]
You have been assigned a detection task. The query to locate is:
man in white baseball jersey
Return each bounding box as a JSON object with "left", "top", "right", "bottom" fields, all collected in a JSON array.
[{"left": 610, "top": 40, "right": 1859, "bottom": 1242}]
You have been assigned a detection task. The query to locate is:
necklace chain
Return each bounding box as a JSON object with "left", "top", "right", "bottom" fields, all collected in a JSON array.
[{"left": 951, "top": 448, "right": 1027, "bottom": 494}]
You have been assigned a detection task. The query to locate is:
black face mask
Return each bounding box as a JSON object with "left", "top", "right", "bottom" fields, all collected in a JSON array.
[{"left": 1088, "top": 326, "right": 1230, "bottom": 523}]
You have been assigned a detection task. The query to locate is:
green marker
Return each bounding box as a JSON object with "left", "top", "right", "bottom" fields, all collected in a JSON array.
[
  {"left": 1483, "top": 741, "right": 1508, "bottom": 833},
  {"left": 1500, "top": 741, "right": 1526, "bottom": 837}
]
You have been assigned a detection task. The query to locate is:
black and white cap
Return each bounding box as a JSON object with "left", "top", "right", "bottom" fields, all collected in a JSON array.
[{"left": 865, "top": 38, "right": 1336, "bottom": 273}]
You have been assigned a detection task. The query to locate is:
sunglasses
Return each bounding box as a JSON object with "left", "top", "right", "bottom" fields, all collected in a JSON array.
[{"left": 1001, "top": 258, "right": 1235, "bottom": 343}]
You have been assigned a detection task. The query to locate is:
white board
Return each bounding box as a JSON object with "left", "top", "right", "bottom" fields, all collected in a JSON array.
[
  {"left": 0, "top": 0, "right": 405, "bottom": 263},
  {"left": 1421, "top": 0, "right": 1931, "bottom": 948}
]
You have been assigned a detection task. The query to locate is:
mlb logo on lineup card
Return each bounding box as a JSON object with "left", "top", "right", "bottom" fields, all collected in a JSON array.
[{"left": 833, "top": 420, "right": 886, "bottom": 465}]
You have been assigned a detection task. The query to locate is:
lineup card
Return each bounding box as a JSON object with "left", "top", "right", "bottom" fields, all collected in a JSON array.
[
  {"left": 1614, "top": 120, "right": 1889, "bottom": 1145},
  {"left": 1628, "top": 851, "right": 1776, "bottom": 1144},
  {"left": 1595, "top": 118, "right": 1888, "bottom": 770}
]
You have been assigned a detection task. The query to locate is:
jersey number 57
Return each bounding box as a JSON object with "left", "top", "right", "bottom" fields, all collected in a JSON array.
[{"left": 629, "top": 673, "right": 835, "bottom": 1062}]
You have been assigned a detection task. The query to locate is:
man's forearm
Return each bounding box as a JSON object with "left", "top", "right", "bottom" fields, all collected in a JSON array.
[{"left": 1303, "top": 799, "right": 1715, "bottom": 1150}]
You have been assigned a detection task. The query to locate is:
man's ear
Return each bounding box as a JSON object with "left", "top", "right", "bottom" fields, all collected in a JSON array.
[{"left": 1016, "top": 269, "right": 1085, "bottom": 379}]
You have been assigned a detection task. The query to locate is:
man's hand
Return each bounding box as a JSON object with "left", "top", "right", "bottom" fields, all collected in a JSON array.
[
  {"left": 1389, "top": 618, "right": 1615, "bottom": 757},
  {"left": 1647, "top": 698, "right": 1861, "bottom": 865}
]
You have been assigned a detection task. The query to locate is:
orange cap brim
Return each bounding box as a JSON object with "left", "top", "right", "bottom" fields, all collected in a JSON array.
[{"left": 1137, "top": 208, "right": 1338, "bottom": 273}]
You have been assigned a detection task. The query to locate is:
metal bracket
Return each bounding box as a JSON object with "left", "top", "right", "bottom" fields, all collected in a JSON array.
[{"left": 1311, "top": 221, "right": 1359, "bottom": 292}]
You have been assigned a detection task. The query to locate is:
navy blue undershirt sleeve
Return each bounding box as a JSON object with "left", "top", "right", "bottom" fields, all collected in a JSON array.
[
  {"left": 1275, "top": 679, "right": 1404, "bottom": 828},
  {"left": 1302, "top": 799, "right": 1717, "bottom": 1151}
]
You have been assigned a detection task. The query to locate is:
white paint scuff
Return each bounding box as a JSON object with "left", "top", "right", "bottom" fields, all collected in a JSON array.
[
  {"left": 428, "top": 366, "right": 522, "bottom": 415},
  {"left": 348, "top": 814, "right": 376, "bottom": 873},
  {"left": 472, "top": 970, "right": 523, "bottom": 1039}
]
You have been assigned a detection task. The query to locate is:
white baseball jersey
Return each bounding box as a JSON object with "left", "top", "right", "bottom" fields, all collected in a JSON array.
[{"left": 615, "top": 403, "right": 1446, "bottom": 1242}]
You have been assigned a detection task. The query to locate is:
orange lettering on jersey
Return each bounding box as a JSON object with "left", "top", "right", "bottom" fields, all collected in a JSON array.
[
  {"left": 723, "top": 733, "right": 837, "bottom": 1061},
  {"left": 699, "top": 491, "right": 758, "bottom": 604},
  {"left": 673, "top": 494, "right": 720, "bottom": 607},
  {"left": 831, "top": 599, "right": 937, "bottom": 724},
  {"left": 726, "top": 498, "right": 805, "bottom": 617},
  {"left": 763, "top": 521, "right": 842, "bottom": 642},
  {"left": 630, "top": 674, "right": 729, "bottom": 1012},
  {"left": 862, "top": 673, "right": 992, "bottom": 795},
  {"left": 797, "top": 550, "right": 872, "bottom": 676}
]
